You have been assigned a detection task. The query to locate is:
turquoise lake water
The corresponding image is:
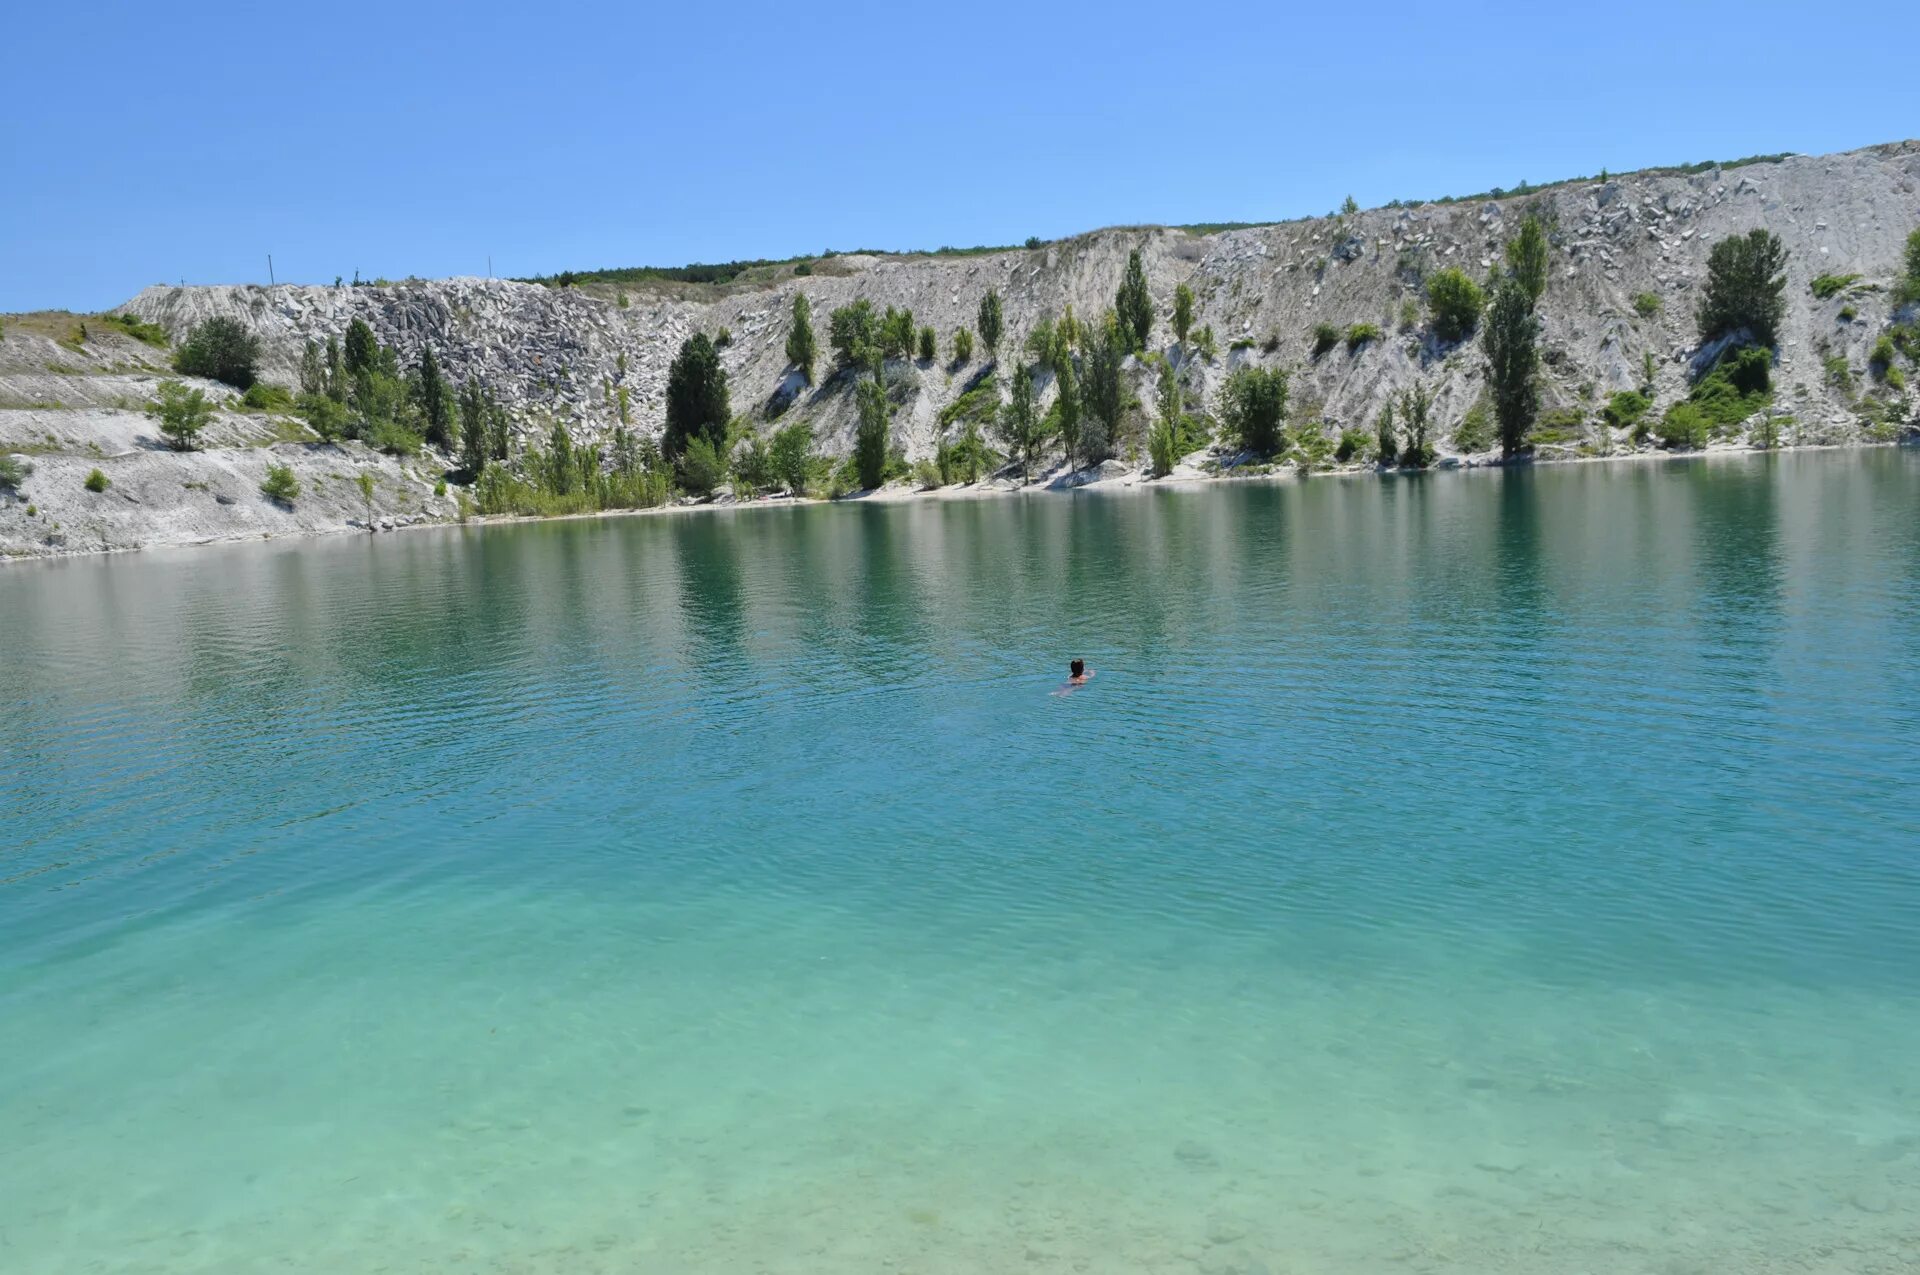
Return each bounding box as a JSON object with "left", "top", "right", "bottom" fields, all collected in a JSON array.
[{"left": 4, "top": 449, "right": 1919, "bottom": 1274}]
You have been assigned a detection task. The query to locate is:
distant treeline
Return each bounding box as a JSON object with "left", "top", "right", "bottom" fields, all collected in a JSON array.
[
  {"left": 517, "top": 242, "right": 1035, "bottom": 291},
  {"left": 522, "top": 152, "right": 1806, "bottom": 292}
]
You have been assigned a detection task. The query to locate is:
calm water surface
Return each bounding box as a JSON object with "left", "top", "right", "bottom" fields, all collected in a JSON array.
[{"left": 4, "top": 450, "right": 1919, "bottom": 1274}]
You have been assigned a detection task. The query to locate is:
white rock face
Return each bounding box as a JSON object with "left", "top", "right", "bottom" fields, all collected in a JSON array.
[{"left": 5, "top": 141, "right": 1918, "bottom": 560}]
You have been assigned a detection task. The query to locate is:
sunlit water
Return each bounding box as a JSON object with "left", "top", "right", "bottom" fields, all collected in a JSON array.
[{"left": 4, "top": 450, "right": 1919, "bottom": 1274}]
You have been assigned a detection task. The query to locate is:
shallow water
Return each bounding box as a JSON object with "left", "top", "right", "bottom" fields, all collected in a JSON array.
[{"left": 4, "top": 450, "right": 1919, "bottom": 1274}]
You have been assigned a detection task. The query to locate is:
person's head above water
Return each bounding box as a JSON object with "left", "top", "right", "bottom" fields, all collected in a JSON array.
[{"left": 1069, "top": 659, "right": 1086, "bottom": 679}]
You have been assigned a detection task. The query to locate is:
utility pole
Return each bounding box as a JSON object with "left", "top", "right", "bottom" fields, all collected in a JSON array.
[
  {"left": 268, "top": 254, "right": 275, "bottom": 286},
  {"left": 488, "top": 255, "right": 493, "bottom": 280}
]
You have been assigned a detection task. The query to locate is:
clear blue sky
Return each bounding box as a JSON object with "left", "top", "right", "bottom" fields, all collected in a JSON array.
[{"left": 3, "top": 0, "right": 1911, "bottom": 312}]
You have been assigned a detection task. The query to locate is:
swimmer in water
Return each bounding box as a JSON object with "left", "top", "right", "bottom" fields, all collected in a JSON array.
[{"left": 1054, "top": 658, "right": 1095, "bottom": 695}]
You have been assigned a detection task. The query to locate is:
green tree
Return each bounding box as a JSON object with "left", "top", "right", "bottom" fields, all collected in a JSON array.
[
  {"left": 663, "top": 333, "right": 730, "bottom": 458},
  {"left": 147, "top": 379, "right": 213, "bottom": 450},
  {"left": 324, "top": 336, "right": 345, "bottom": 402},
  {"left": 879, "top": 307, "right": 915, "bottom": 360},
  {"left": 952, "top": 327, "right": 974, "bottom": 364},
  {"left": 1374, "top": 400, "right": 1396, "bottom": 465},
  {"left": 1116, "top": 249, "right": 1153, "bottom": 352},
  {"left": 1426, "top": 268, "right": 1486, "bottom": 343},
  {"left": 415, "top": 345, "right": 454, "bottom": 450},
  {"left": 1484, "top": 279, "right": 1540, "bottom": 457},
  {"left": 829, "top": 298, "right": 877, "bottom": 368},
  {"left": 977, "top": 289, "right": 1003, "bottom": 358},
  {"left": 769, "top": 420, "right": 817, "bottom": 494},
  {"left": 355, "top": 472, "right": 376, "bottom": 518},
  {"left": 1054, "top": 360, "right": 1081, "bottom": 467},
  {"left": 1698, "top": 229, "right": 1789, "bottom": 346},
  {"left": 260, "top": 462, "right": 300, "bottom": 505},
  {"left": 676, "top": 435, "right": 726, "bottom": 496},
  {"left": 1399, "top": 381, "right": 1434, "bottom": 467},
  {"left": 487, "top": 392, "right": 511, "bottom": 461},
  {"left": 1505, "top": 214, "right": 1550, "bottom": 304},
  {"left": 342, "top": 319, "right": 378, "bottom": 377},
  {"left": 1221, "top": 365, "right": 1290, "bottom": 455},
  {"left": 299, "top": 341, "right": 324, "bottom": 397},
  {"left": 1080, "top": 319, "right": 1127, "bottom": 461},
  {"left": 1148, "top": 359, "right": 1182, "bottom": 477},
  {"left": 1902, "top": 227, "right": 1920, "bottom": 303},
  {"left": 998, "top": 361, "right": 1043, "bottom": 480},
  {"left": 458, "top": 381, "right": 490, "bottom": 476},
  {"left": 786, "top": 292, "right": 817, "bottom": 383},
  {"left": 1341, "top": 194, "right": 1360, "bottom": 216},
  {"left": 544, "top": 420, "right": 576, "bottom": 494},
  {"left": 1172, "top": 282, "right": 1194, "bottom": 344},
  {"left": 173, "top": 316, "right": 260, "bottom": 389},
  {"left": 299, "top": 392, "right": 351, "bottom": 442},
  {"left": 917, "top": 325, "right": 937, "bottom": 362},
  {"left": 853, "top": 374, "right": 890, "bottom": 489}
]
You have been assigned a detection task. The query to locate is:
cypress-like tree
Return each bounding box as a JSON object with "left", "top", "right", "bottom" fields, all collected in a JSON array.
[
  {"left": 663, "top": 333, "right": 730, "bottom": 458},
  {"left": 1055, "top": 360, "right": 1081, "bottom": 468},
  {"left": 1506, "top": 215, "right": 1549, "bottom": 304},
  {"left": 1400, "top": 381, "right": 1433, "bottom": 467},
  {"left": 1698, "top": 229, "right": 1789, "bottom": 346},
  {"left": 785, "top": 293, "right": 816, "bottom": 384},
  {"left": 1080, "top": 319, "right": 1127, "bottom": 460},
  {"left": 853, "top": 374, "right": 890, "bottom": 489},
  {"left": 977, "top": 289, "right": 1003, "bottom": 358},
  {"left": 299, "top": 341, "right": 324, "bottom": 397},
  {"left": 1374, "top": 400, "right": 1396, "bottom": 467},
  {"left": 342, "top": 318, "right": 377, "bottom": 377},
  {"left": 1484, "top": 279, "right": 1540, "bottom": 457},
  {"left": 1116, "top": 249, "right": 1153, "bottom": 352},
  {"left": 458, "top": 381, "right": 489, "bottom": 477},
  {"left": 324, "top": 336, "right": 345, "bottom": 402},
  {"left": 1172, "top": 282, "right": 1194, "bottom": 344},
  {"left": 998, "top": 360, "right": 1042, "bottom": 480},
  {"left": 416, "top": 345, "right": 453, "bottom": 450}
]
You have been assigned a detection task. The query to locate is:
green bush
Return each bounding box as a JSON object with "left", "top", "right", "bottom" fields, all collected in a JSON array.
[
  {"left": 675, "top": 434, "right": 726, "bottom": 496},
  {"left": 1657, "top": 346, "right": 1773, "bottom": 447},
  {"left": 829, "top": 298, "right": 878, "bottom": 368},
  {"left": 1334, "top": 428, "right": 1368, "bottom": 462},
  {"left": 1345, "top": 322, "right": 1381, "bottom": 351},
  {"left": 147, "top": 379, "right": 214, "bottom": 450},
  {"left": 1426, "top": 268, "right": 1485, "bottom": 342},
  {"left": 241, "top": 382, "right": 294, "bottom": 412},
  {"left": 1191, "top": 326, "right": 1217, "bottom": 362},
  {"left": 0, "top": 455, "right": 31, "bottom": 491},
  {"left": 1657, "top": 402, "right": 1711, "bottom": 449},
  {"left": 1840, "top": 305, "right": 1859, "bottom": 322},
  {"left": 260, "top": 462, "right": 300, "bottom": 505},
  {"left": 951, "top": 327, "right": 974, "bottom": 364},
  {"left": 1603, "top": 390, "right": 1651, "bottom": 432},
  {"left": 1869, "top": 334, "right": 1897, "bottom": 375},
  {"left": 1810, "top": 273, "right": 1862, "bottom": 300},
  {"left": 911, "top": 458, "right": 943, "bottom": 489},
  {"left": 1398, "top": 298, "right": 1420, "bottom": 330},
  {"left": 370, "top": 417, "right": 423, "bottom": 456},
  {"left": 769, "top": 420, "right": 818, "bottom": 494},
  {"left": 1633, "top": 291, "right": 1661, "bottom": 318},
  {"left": 173, "top": 316, "right": 261, "bottom": 389},
  {"left": 1220, "top": 365, "right": 1290, "bottom": 455},
  {"left": 1528, "top": 407, "right": 1585, "bottom": 446},
  {"left": 1451, "top": 399, "right": 1494, "bottom": 452},
  {"left": 917, "top": 325, "right": 937, "bottom": 361},
  {"left": 1310, "top": 322, "right": 1340, "bottom": 356},
  {"left": 83, "top": 467, "right": 109, "bottom": 492},
  {"left": 108, "top": 312, "right": 170, "bottom": 347}
]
